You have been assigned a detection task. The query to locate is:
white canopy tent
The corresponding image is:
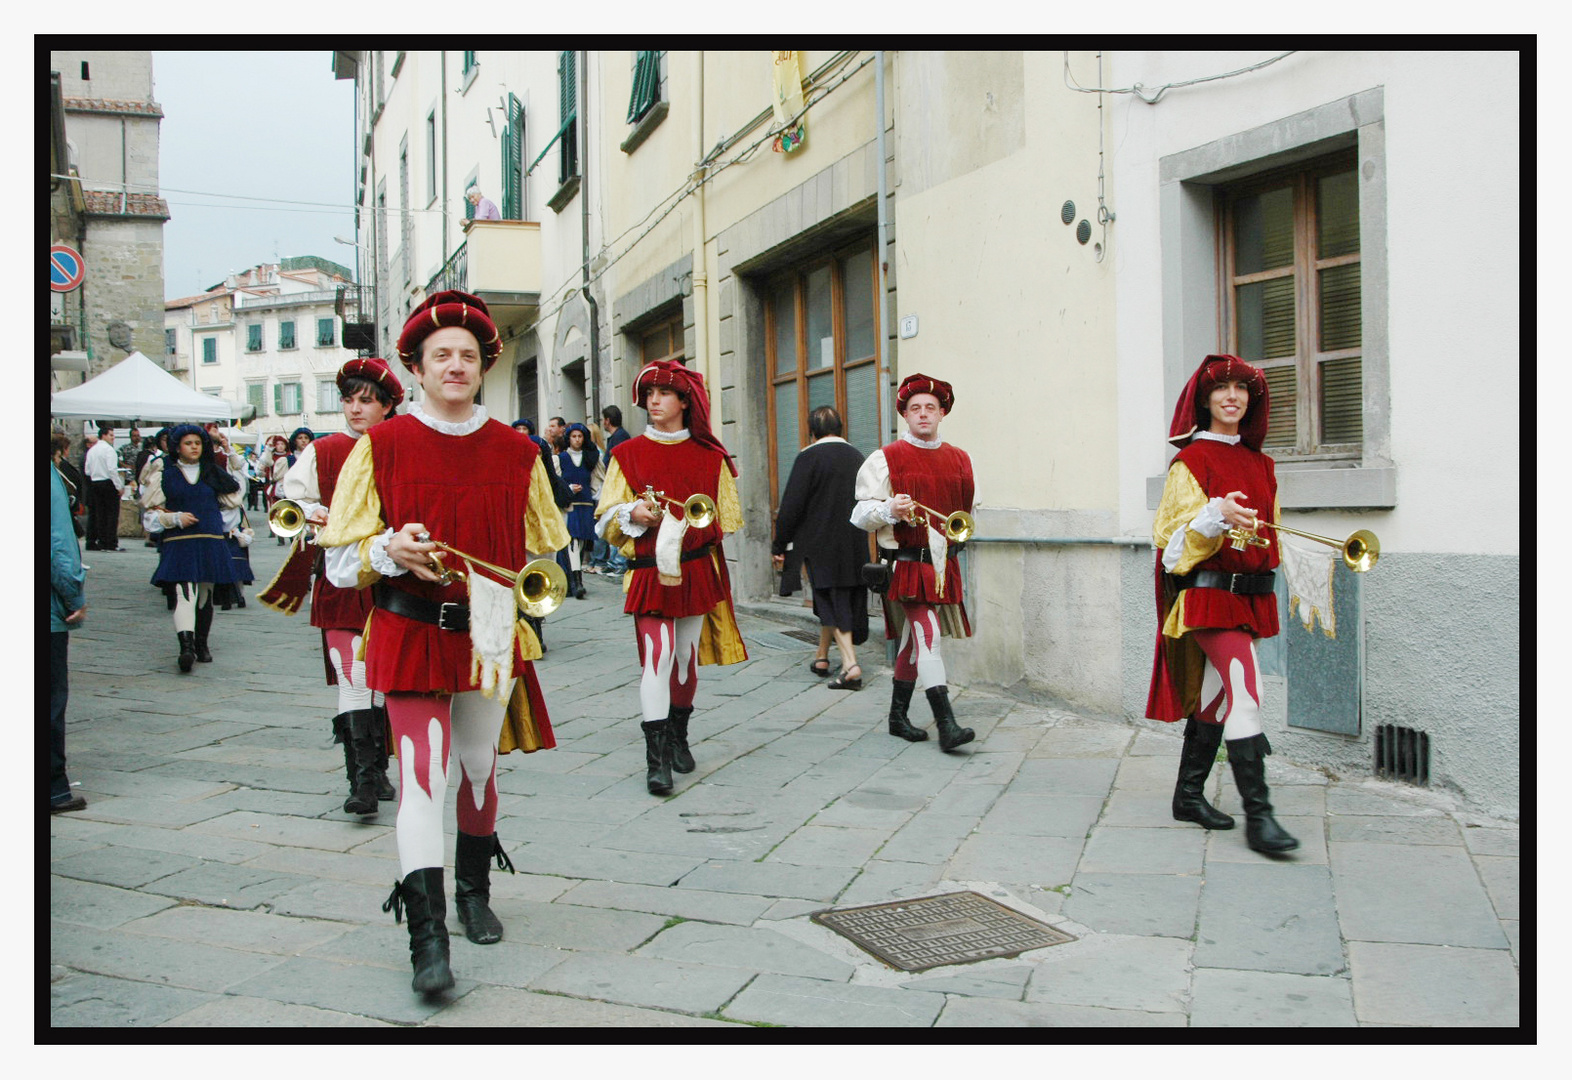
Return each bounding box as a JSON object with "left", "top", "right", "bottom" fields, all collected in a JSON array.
[{"left": 50, "top": 351, "right": 237, "bottom": 423}]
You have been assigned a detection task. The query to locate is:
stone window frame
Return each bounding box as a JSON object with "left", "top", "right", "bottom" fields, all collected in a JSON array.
[{"left": 1154, "top": 87, "right": 1394, "bottom": 511}]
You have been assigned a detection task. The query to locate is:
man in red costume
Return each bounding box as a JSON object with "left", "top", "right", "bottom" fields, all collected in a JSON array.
[
  {"left": 1148, "top": 354, "right": 1298, "bottom": 856},
  {"left": 852, "top": 373, "right": 976, "bottom": 752},
  {"left": 318, "top": 291, "right": 569, "bottom": 996},
  {"left": 269, "top": 356, "right": 404, "bottom": 815},
  {"left": 594, "top": 360, "right": 747, "bottom": 795}
]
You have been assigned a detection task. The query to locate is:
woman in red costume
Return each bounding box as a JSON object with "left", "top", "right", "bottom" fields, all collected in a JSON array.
[
  {"left": 594, "top": 360, "right": 747, "bottom": 795},
  {"left": 1148, "top": 354, "right": 1298, "bottom": 855}
]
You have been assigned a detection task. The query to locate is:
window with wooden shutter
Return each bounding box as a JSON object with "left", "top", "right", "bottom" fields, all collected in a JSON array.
[
  {"left": 279, "top": 320, "right": 296, "bottom": 350},
  {"left": 1222, "top": 151, "right": 1361, "bottom": 457},
  {"left": 501, "top": 93, "right": 524, "bottom": 220},
  {"left": 627, "top": 51, "right": 661, "bottom": 124},
  {"left": 247, "top": 324, "right": 262, "bottom": 352},
  {"left": 558, "top": 51, "right": 579, "bottom": 184},
  {"left": 764, "top": 237, "right": 883, "bottom": 510},
  {"left": 202, "top": 337, "right": 216, "bottom": 364},
  {"left": 317, "top": 318, "right": 335, "bottom": 347},
  {"left": 248, "top": 382, "right": 267, "bottom": 417}
]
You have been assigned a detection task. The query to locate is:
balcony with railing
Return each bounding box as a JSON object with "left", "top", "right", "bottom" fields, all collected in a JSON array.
[{"left": 460, "top": 220, "right": 541, "bottom": 317}]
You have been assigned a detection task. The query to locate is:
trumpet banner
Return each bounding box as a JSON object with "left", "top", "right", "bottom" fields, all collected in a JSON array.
[
  {"left": 1280, "top": 535, "right": 1336, "bottom": 638},
  {"left": 256, "top": 533, "right": 316, "bottom": 615}
]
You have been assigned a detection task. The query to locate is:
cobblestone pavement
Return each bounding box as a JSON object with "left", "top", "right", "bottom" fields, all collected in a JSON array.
[{"left": 48, "top": 520, "right": 1520, "bottom": 1029}]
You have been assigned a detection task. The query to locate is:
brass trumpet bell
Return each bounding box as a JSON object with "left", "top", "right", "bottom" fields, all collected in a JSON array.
[
  {"left": 268, "top": 498, "right": 311, "bottom": 539},
  {"left": 514, "top": 558, "right": 569, "bottom": 618},
  {"left": 906, "top": 498, "right": 974, "bottom": 544},
  {"left": 1256, "top": 521, "right": 1381, "bottom": 573},
  {"left": 679, "top": 493, "right": 717, "bottom": 529}
]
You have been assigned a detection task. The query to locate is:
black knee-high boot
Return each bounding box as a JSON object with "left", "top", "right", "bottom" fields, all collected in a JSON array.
[
  {"left": 372, "top": 701, "right": 395, "bottom": 800},
  {"left": 342, "top": 709, "right": 381, "bottom": 815},
  {"left": 887, "top": 679, "right": 927, "bottom": 741},
  {"left": 1172, "top": 717, "right": 1234, "bottom": 829},
  {"left": 383, "top": 867, "right": 454, "bottom": 996},
  {"left": 177, "top": 631, "right": 196, "bottom": 673},
  {"left": 927, "top": 686, "right": 975, "bottom": 751},
  {"left": 668, "top": 705, "right": 695, "bottom": 773},
  {"left": 571, "top": 570, "right": 586, "bottom": 599},
  {"left": 642, "top": 720, "right": 675, "bottom": 795},
  {"left": 331, "top": 712, "right": 355, "bottom": 791},
  {"left": 193, "top": 600, "right": 214, "bottom": 662},
  {"left": 454, "top": 832, "right": 514, "bottom": 945},
  {"left": 1226, "top": 733, "right": 1299, "bottom": 854}
]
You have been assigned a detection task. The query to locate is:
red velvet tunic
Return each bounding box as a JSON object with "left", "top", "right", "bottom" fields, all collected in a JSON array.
[
  {"left": 309, "top": 433, "right": 374, "bottom": 634},
  {"left": 362, "top": 414, "right": 541, "bottom": 694},
  {"left": 612, "top": 435, "right": 733, "bottom": 618},
  {"left": 1166, "top": 438, "right": 1280, "bottom": 637},
  {"left": 883, "top": 439, "right": 974, "bottom": 607}
]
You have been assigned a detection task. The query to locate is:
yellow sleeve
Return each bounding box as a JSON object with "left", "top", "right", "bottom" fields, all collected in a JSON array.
[
  {"left": 594, "top": 456, "right": 638, "bottom": 552},
  {"left": 526, "top": 455, "right": 571, "bottom": 554},
  {"left": 717, "top": 462, "right": 742, "bottom": 536},
  {"left": 315, "top": 434, "right": 386, "bottom": 586},
  {"left": 1152, "top": 461, "right": 1223, "bottom": 576}
]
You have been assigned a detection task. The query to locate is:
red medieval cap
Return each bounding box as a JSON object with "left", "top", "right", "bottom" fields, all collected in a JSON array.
[
  {"left": 896, "top": 373, "right": 954, "bottom": 414},
  {"left": 1168, "top": 354, "right": 1271, "bottom": 451},
  {"left": 395, "top": 290, "right": 504, "bottom": 371},
  {"left": 633, "top": 359, "right": 738, "bottom": 476},
  {"left": 336, "top": 356, "right": 405, "bottom": 408}
]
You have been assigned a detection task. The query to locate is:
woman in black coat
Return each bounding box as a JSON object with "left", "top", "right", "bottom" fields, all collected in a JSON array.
[{"left": 771, "top": 406, "right": 870, "bottom": 689}]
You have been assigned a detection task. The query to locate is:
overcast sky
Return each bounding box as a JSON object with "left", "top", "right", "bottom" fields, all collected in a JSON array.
[{"left": 155, "top": 51, "right": 356, "bottom": 299}]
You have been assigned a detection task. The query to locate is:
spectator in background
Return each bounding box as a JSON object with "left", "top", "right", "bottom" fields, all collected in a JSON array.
[
  {"left": 557, "top": 423, "right": 602, "bottom": 600},
  {"left": 117, "top": 427, "right": 142, "bottom": 491},
  {"left": 52, "top": 433, "right": 87, "bottom": 539},
  {"left": 138, "top": 429, "right": 171, "bottom": 548},
  {"left": 511, "top": 418, "right": 571, "bottom": 652},
  {"left": 545, "top": 416, "right": 567, "bottom": 454},
  {"left": 83, "top": 426, "right": 123, "bottom": 552},
  {"left": 50, "top": 436, "right": 88, "bottom": 813},
  {"left": 466, "top": 185, "right": 502, "bottom": 221},
  {"left": 588, "top": 405, "right": 633, "bottom": 575},
  {"left": 772, "top": 406, "right": 870, "bottom": 689}
]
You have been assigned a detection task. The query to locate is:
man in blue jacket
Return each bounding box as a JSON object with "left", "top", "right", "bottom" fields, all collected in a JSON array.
[{"left": 50, "top": 453, "right": 88, "bottom": 813}]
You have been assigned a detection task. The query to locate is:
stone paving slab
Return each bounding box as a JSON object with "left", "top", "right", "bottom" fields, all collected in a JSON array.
[
  {"left": 203, "top": 788, "right": 350, "bottom": 819},
  {"left": 1080, "top": 826, "right": 1206, "bottom": 876},
  {"left": 1347, "top": 941, "right": 1519, "bottom": 1026},
  {"left": 974, "top": 793, "right": 1106, "bottom": 839},
  {"left": 1325, "top": 814, "right": 1463, "bottom": 845},
  {"left": 223, "top": 955, "right": 458, "bottom": 1025},
  {"left": 529, "top": 951, "right": 754, "bottom": 1014},
  {"left": 265, "top": 878, "right": 405, "bottom": 922},
  {"left": 638, "top": 921, "right": 854, "bottom": 981},
  {"left": 49, "top": 920, "right": 290, "bottom": 993},
  {"left": 141, "top": 861, "right": 320, "bottom": 911},
  {"left": 50, "top": 845, "right": 203, "bottom": 890},
  {"left": 834, "top": 859, "right": 947, "bottom": 906},
  {"left": 147, "top": 759, "right": 341, "bottom": 795},
  {"left": 1028, "top": 721, "right": 1133, "bottom": 758},
  {"left": 157, "top": 996, "right": 397, "bottom": 1027},
  {"left": 1326, "top": 786, "right": 1449, "bottom": 817},
  {"left": 808, "top": 793, "right": 918, "bottom": 830},
  {"left": 424, "top": 984, "right": 736, "bottom": 1027},
  {"left": 1189, "top": 968, "right": 1356, "bottom": 1026},
  {"left": 186, "top": 810, "right": 390, "bottom": 852},
  {"left": 1025, "top": 934, "right": 1192, "bottom": 1013},
  {"left": 1114, "top": 754, "right": 1186, "bottom": 791},
  {"left": 877, "top": 813, "right": 980, "bottom": 865},
  {"left": 67, "top": 766, "right": 235, "bottom": 802},
  {"left": 1195, "top": 861, "right": 1345, "bottom": 976},
  {"left": 121, "top": 903, "right": 353, "bottom": 956},
  {"left": 51, "top": 876, "right": 178, "bottom": 929},
  {"left": 1461, "top": 826, "right": 1518, "bottom": 857},
  {"left": 1330, "top": 842, "right": 1508, "bottom": 948},
  {"left": 1064, "top": 872, "right": 1202, "bottom": 939},
  {"left": 554, "top": 880, "right": 776, "bottom": 926},
  {"left": 303, "top": 923, "right": 567, "bottom": 986},
  {"left": 678, "top": 859, "right": 859, "bottom": 902},
  {"left": 476, "top": 899, "right": 668, "bottom": 952},
  {"left": 496, "top": 814, "right": 621, "bottom": 849},
  {"left": 63, "top": 795, "right": 236, "bottom": 829},
  {"left": 1009, "top": 757, "right": 1119, "bottom": 797},
  {"left": 936, "top": 996, "right": 1188, "bottom": 1026},
  {"left": 898, "top": 964, "right": 1031, "bottom": 1000},
  {"left": 924, "top": 781, "right": 1006, "bottom": 817},
  {"left": 50, "top": 971, "right": 218, "bottom": 1028},
  {"left": 767, "top": 824, "right": 891, "bottom": 868},
  {"left": 725, "top": 973, "right": 945, "bottom": 1027},
  {"left": 507, "top": 840, "right": 705, "bottom": 886},
  {"left": 1204, "top": 815, "right": 1328, "bottom": 866},
  {"left": 946, "top": 833, "right": 1083, "bottom": 889},
  {"left": 1473, "top": 854, "right": 1519, "bottom": 920},
  {"left": 238, "top": 846, "right": 400, "bottom": 887}
]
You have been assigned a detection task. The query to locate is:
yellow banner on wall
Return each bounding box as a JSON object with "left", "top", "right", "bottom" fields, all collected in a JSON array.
[{"left": 772, "top": 51, "right": 807, "bottom": 153}]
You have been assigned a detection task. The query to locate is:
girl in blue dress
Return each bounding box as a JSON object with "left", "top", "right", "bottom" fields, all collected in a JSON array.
[
  {"left": 557, "top": 422, "right": 601, "bottom": 600},
  {"left": 141, "top": 425, "right": 245, "bottom": 672}
]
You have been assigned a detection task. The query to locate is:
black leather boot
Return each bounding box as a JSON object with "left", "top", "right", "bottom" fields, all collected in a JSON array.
[
  {"left": 1173, "top": 717, "right": 1235, "bottom": 830},
  {"left": 331, "top": 712, "right": 355, "bottom": 791},
  {"left": 383, "top": 867, "right": 454, "bottom": 996},
  {"left": 1226, "top": 734, "right": 1300, "bottom": 854},
  {"left": 927, "top": 686, "right": 975, "bottom": 752},
  {"left": 193, "top": 601, "right": 214, "bottom": 663},
  {"left": 372, "top": 702, "right": 396, "bottom": 801},
  {"left": 454, "top": 832, "right": 514, "bottom": 945},
  {"left": 527, "top": 614, "right": 547, "bottom": 654},
  {"left": 572, "top": 570, "right": 586, "bottom": 599},
  {"left": 342, "top": 708, "right": 381, "bottom": 815},
  {"left": 642, "top": 720, "right": 675, "bottom": 795},
  {"left": 177, "top": 631, "right": 196, "bottom": 673},
  {"left": 887, "top": 679, "right": 927, "bottom": 742},
  {"left": 668, "top": 705, "right": 695, "bottom": 774}
]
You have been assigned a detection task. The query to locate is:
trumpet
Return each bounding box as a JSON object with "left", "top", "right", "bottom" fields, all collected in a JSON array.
[
  {"left": 267, "top": 498, "right": 317, "bottom": 539},
  {"left": 421, "top": 538, "right": 568, "bottom": 617},
  {"left": 639, "top": 486, "right": 717, "bottom": 529},
  {"left": 898, "top": 497, "right": 975, "bottom": 544},
  {"left": 1226, "top": 520, "right": 1380, "bottom": 573}
]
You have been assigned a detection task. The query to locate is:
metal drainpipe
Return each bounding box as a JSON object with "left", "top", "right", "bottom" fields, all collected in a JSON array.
[
  {"left": 581, "top": 49, "right": 600, "bottom": 422},
  {"left": 875, "top": 51, "right": 890, "bottom": 442},
  {"left": 691, "top": 51, "right": 710, "bottom": 400}
]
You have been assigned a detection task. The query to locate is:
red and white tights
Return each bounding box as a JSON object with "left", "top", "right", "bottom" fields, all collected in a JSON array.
[
  {"left": 323, "top": 628, "right": 384, "bottom": 716},
  {"left": 1191, "top": 628, "right": 1264, "bottom": 742},
  {"left": 383, "top": 684, "right": 511, "bottom": 878},
  {"left": 893, "top": 602, "right": 947, "bottom": 688},
  {"left": 635, "top": 614, "right": 701, "bottom": 722}
]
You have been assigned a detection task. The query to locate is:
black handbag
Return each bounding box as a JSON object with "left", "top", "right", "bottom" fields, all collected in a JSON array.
[{"left": 861, "top": 560, "right": 890, "bottom": 595}]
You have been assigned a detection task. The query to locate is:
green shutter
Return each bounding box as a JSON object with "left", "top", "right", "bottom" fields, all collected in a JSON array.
[
  {"left": 627, "top": 51, "right": 660, "bottom": 124},
  {"left": 501, "top": 94, "right": 523, "bottom": 220},
  {"left": 559, "top": 51, "right": 578, "bottom": 184},
  {"left": 274, "top": 383, "right": 283, "bottom": 416}
]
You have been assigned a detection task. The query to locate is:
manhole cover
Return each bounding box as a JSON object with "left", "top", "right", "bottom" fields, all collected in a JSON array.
[{"left": 811, "top": 890, "right": 1076, "bottom": 972}]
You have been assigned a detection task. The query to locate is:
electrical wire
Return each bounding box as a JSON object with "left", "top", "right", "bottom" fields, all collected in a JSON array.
[{"left": 1063, "top": 51, "right": 1297, "bottom": 104}]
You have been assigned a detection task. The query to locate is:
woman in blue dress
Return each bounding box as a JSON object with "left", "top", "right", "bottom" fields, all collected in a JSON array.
[
  {"left": 141, "top": 425, "right": 246, "bottom": 672},
  {"left": 557, "top": 422, "right": 602, "bottom": 600}
]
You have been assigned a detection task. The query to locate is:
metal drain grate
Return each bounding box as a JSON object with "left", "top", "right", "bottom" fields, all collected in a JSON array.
[
  {"left": 1374, "top": 724, "right": 1430, "bottom": 784},
  {"left": 811, "top": 890, "right": 1076, "bottom": 972}
]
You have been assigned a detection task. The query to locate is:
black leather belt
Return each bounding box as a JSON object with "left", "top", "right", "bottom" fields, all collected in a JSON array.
[
  {"left": 373, "top": 582, "right": 470, "bottom": 632},
  {"left": 627, "top": 543, "right": 714, "bottom": 571},
  {"left": 1177, "top": 570, "right": 1276, "bottom": 595},
  {"left": 888, "top": 546, "right": 951, "bottom": 565}
]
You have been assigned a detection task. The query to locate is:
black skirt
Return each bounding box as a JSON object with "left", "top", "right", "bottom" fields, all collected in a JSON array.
[{"left": 811, "top": 583, "right": 869, "bottom": 645}]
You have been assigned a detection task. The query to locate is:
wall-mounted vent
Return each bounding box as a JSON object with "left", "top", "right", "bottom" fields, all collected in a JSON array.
[{"left": 1374, "top": 724, "right": 1429, "bottom": 785}]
